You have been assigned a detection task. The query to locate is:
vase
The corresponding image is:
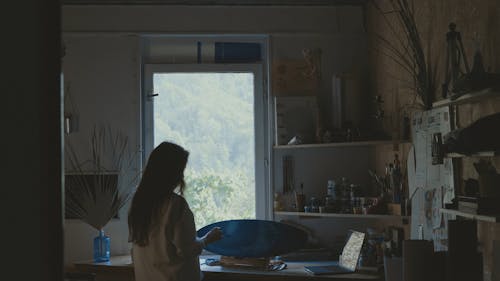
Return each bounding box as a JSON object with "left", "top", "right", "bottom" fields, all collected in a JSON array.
[{"left": 93, "top": 229, "right": 110, "bottom": 262}]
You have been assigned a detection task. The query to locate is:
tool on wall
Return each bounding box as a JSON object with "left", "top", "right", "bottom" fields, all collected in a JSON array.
[
  {"left": 282, "top": 155, "right": 294, "bottom": 194},
  {"left": 431, "top": 132, "right": 444, "bottom": 165},
  {"left": 442, "top": 22, "right": 470, "bottom": 98}
]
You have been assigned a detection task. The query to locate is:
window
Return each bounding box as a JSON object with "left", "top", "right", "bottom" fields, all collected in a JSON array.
[{"left": 143, "top": 64, "right": 270, "bottom": 228}]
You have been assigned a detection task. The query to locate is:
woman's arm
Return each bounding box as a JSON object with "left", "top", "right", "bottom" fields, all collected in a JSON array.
[
  {"left": 198, "top": 227, "right": 223, "bottom": 249},
  {"left": 169, "top": 198, "right": 222, "bottom": 257},
  {"left": 170, "top": 205, "right": 202, "bottom": 257}
]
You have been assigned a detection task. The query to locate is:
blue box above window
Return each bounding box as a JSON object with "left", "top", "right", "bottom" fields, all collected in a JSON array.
[{"left": 214, "top": 42, "right": 262, "bottom": 63}]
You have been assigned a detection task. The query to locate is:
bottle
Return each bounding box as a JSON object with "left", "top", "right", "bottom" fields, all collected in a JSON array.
[
  {"left": 295, "top": 183, "right": 305, "bottom": 212},
  {"left": 274, "top": 192, "right": 282, "bottom": 211},
  {"left": 341, "top": 177, "right": 350, "bottom": 198},
  {"left": 324, "top": 180, "right": 336, "bottom": 213},
  {"left": 340, "top": 177, "right": 350, "bottom": 213},
  {"left": 93, "top": 229, "right": 110, "bottom": 262},
  {"left": 327, "top": 180, "right": 336, "bottom": 199},
  {"left": 310, "top": 197, "right": 319, "bottom": 213},
  {"left": 392, "top": 153, "right": 402, "bottom": 203},
  {"left": 394, "top": 153, "right": 401, "bottom": 170},
  {"left": 350, "top": 184, "right": 356, "bottom": 199},
  {"left": 350, "top": 184, "right": 356, "bottom": 213}
]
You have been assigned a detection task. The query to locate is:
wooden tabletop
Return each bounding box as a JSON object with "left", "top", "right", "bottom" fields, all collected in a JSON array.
[{"left": 72, "top": 255, "right": 382, "bottom": 281}]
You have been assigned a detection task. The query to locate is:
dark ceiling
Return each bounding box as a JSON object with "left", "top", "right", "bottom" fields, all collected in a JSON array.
[{"left": 62, "top": 0, "right": 367, "bottom": 5}]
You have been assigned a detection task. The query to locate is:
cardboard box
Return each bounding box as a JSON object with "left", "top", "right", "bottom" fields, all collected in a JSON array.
[
  {"left": 272, "top": 60, "right": 319, "bottom": 96},
  {"left": 387, "top": 203, "right": 402, "bottom": 215}
]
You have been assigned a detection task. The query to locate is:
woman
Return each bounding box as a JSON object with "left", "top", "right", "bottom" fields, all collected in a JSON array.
[{"left": 128, "top": 142, "right": 222, "bottom": 281}]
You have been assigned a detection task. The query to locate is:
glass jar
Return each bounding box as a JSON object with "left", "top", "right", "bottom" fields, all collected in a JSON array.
[{"left": 327, "top": 180, "right": 336, "bottom": 199}]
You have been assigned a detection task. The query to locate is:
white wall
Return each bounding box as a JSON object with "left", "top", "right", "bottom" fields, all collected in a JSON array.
[
  {"left": 62, "top": 4, "right": 369, "bottom": 264},
  {"left": 62, "top": 34, "right": 142, "bottom": 264}
]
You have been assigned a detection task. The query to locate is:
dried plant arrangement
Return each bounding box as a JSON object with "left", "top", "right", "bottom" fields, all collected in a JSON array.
[
  {"left": 65, "top": 125, "right": 139, "bottom": 230},
  {"left": 370, "top": 0, "right": 439, "bottom": 110}
]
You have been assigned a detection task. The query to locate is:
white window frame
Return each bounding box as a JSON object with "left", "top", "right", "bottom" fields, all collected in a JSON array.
[{"left": 143, "top": 63, "right": 271, "bottom": 220}]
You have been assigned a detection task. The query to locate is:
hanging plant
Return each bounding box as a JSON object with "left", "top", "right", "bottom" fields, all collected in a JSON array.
[
  {"left": 370, "top": 0, "right": 439, "bottom": 109},
  {"left": 65, "top": 125, "right": 139, "bottom": 230}
]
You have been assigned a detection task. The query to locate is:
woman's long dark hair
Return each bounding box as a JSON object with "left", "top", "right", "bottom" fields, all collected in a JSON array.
[{"left": 128, "top": 142, "right": 189, "bottom": 246}]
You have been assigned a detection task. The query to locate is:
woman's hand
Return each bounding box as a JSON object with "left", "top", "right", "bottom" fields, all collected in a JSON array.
[{"left": 202, "top": 227, "right": 223, "bottom": 245}]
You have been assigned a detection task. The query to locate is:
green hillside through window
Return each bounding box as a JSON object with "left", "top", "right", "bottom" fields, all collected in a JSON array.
[{"left": 153, "top": 72, "right": 256, "bottom": 228}]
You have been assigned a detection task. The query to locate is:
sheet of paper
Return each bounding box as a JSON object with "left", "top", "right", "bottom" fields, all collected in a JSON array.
[
  {"left": 413, "top": 111, "right": 427, "bottom": 188},
  {"left": 410, "top": 107, "right": 454, "bottom": 246},
  {"left": 407, "top": 145, "right": 417, "bottom": 198},
  {"left": 442, "top": 158, "right": 455, "bottom": 204},
  {"left": 431, "top": 187, "right": 443, "bottom": 229}
]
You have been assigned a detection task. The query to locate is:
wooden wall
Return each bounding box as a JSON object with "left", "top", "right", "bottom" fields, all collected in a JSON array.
[{"left": 366, "top": 0, "right": 500, "bottom": 279}]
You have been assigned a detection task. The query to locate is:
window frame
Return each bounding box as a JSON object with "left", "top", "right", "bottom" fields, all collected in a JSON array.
[{"left": 142, "top": 63, "right": 271, "bottom": 220}]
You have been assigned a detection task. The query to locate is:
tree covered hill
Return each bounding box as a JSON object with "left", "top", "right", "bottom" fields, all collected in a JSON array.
[{"left": 153, "top": 72, "right": 256, "bottom": 227}]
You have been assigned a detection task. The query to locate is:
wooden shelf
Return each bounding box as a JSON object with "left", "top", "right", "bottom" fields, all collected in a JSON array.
[
  {"left": 273, "top": 140, "right": 410, "bottom": 150},
  {"left": 274, "top": 211, "right": 408, "bottom": 220},
  {"left": 432, "top": 88, "right": 500, "bottom": 108},
  {"left": 439, "top": 208, "right": 499, "bottom": 223},
  {"left": 446, "top": 151, "right": 498, "bottom": 158}
]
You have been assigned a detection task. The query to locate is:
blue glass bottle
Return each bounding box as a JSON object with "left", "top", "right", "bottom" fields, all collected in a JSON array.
[{"left": 93, "top": 229, "right": 110, "bottom": 262}]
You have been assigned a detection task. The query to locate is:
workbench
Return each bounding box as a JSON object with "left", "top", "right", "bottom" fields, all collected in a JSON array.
[{"left": 71, "top": 255, "right": 382, "bottom": 281}]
